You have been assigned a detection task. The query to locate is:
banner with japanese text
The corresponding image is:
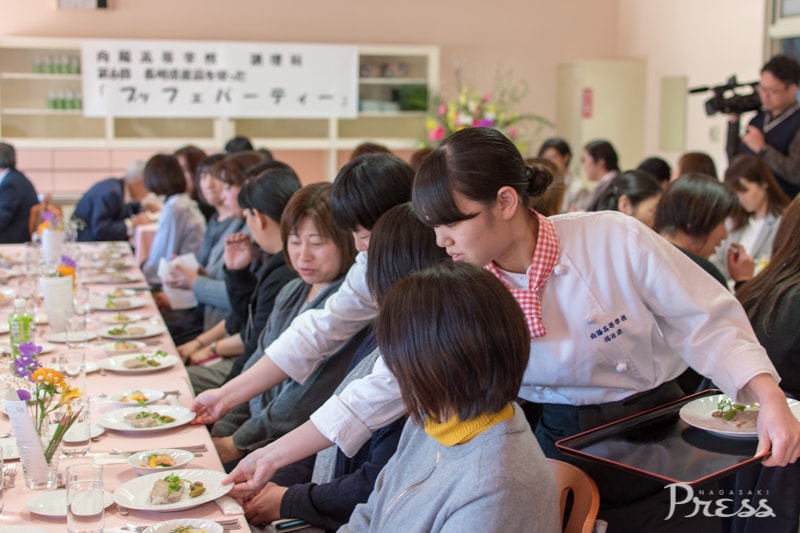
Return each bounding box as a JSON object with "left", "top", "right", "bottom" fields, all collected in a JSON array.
[{"left": 80, "top": 39, "right": 358, "bottom": 118}]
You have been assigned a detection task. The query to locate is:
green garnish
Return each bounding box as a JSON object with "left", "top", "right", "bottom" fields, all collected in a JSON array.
[
  {"left": 136, "top": 350, "right": 168, "bottom": 366},
  {"left": 716, "top": 398, "right": 756, "bottom": 421},
  {"left": 164, "top": 474, "right": 183, "bottom": 495},
  {"left": 162, "top": 475, "right": 205, "bottom": 498},
  {"left": 108, "top": 322, "right": 129, "bottom": 336},
  {"left": 106, "top": 293, "right": 117, "bottom": 308}
]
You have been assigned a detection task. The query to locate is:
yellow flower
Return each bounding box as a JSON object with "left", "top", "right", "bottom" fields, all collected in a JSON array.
[
  {"left": 37, "top": 221, "right": 52, "bottom": 234},
  {"left": 31, "top": 367, "right": 65, "bottom": 388},
  {"left": 57, "top": 385, "right": 82, "bottom": 408}
]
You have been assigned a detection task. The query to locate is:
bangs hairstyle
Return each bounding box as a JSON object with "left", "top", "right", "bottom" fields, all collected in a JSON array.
[
  {"left": 330, "top": 153, "right": 414, "bottom": 232},
  {"left": 654, "top": 173, "right": 738, "bottom": 238},
  {"left": 237, "top": 168, "right": 302, "bottom": 223},
  {"left": 413, "top": 127, "right": 551, "bottom": 226},
  {"left": 366, "top": 203, "right": 449, "bottom": 306},
  {"left": 377, "top": 262, "right": 529, "bottom": 423},
  {"left": 219, "top": 150, "right": 266, "bottom": 187},
  {"left": 724, "top": 154, "right": 790, "bottom": 229},
  {"left": 194, "top": 153, "right": 225, "bottom": 204},
  {"left": 143, "top": 154, "right": 186, "bottom": 196},
  {"left": 280, "top": 182, "right": 356, "bottom": 278}
]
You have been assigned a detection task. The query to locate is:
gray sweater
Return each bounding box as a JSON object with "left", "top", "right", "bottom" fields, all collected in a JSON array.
[{"left": 339, "top": 405, "right": 560, "bottom": 533}]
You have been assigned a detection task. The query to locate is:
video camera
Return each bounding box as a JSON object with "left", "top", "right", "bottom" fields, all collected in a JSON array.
[{"left": 688, "top": 76, "right": 761, "bottom": 116}]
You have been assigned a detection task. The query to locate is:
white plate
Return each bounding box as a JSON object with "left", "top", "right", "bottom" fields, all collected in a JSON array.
[
  {"left": 97, "top": 353, "right": 178, "bottom": 373},
  {"left": 26, "top": 488, "right": 114, "bottom": 517},
  {"left": 127, "top": 448, "right": 195, "bottom": 476},
  {"left": 113, "top": 469, "right": 232, "bottom": 512},
  {"left": 101, "top": 312, "right": 143, "bottom": 324},
  {"left": 0, "top": 342, "right": 56, "bottom": 355},
  {"left": 0, "top": 436, "right": 20, "bottom": 459},
  {"left": 99, "top": 323, "right": 167, "bottom": 340},
  {"left": 679, "top": 394, "right": 800, "bottom": 438},
  {"left": 0, "top": 323, "right": 8, "bottom": 335},
  {"left": 87, "top": 273, "right": 144, "bottom": 285},
  {"left": 143, "top": 518, "right": 223, "bottom": 533},
  {"left": 47, "top": 330, "right": 98, "bottom": 343},
  {"left": 97, "top": 288, "right": 136, "bottom": 297},
  {"left": 91, "top": 296, "right": 147, "bottom": 312},
  {"left": 110, "top": 388, "right": 166, "bottom": 406},
  {"left": 100, "top": 340, "right": 147, "bottom": 354},
  {"left": 0, "top": 288, "right": 15, "bottom": 304},
  {"left": 51, "top": 422, "right": 105, "bottom": 443},
  {"left": 98, "top": 405, "right": 195, "bottom": 433},
  {"left": 0, "top": 527, "right": 49, "bottom": 533}
]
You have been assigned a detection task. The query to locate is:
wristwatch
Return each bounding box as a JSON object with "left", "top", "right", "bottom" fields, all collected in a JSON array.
[{"left": 210, "top": 341, "right": 218, "bottom": 356}]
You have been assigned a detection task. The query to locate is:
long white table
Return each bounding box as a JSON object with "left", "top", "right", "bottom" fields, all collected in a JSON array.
[{"left": 0, "top": 242, "right": 249, "bottom": 532}]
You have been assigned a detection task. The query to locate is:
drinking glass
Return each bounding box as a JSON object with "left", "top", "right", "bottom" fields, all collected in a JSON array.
[
  {"left": 56, "top": 350, "right": 91, "bottom": 456},
  {"left": 66, "top": 463, "right": 104, "bottom": 533},
  {"left": 65, "top": 313, "right": 90, "bottom": 349}
]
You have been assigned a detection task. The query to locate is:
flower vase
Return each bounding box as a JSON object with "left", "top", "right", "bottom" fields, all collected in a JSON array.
[
  {"left": 41, "top": 228, "right": 66, "bottom": 266},
  {"left": 40, "top": 275, "right": 73, "bottom": 333},
  {"left": 19, "top": 426, "right": 60, "bottom": 490}
]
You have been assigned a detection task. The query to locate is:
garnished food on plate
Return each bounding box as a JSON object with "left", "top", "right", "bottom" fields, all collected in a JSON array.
[
  {"left": 110, "top": 312, "right": 131, "bottom": 322},
  {"left": 123, "top": 350, "right": 168, "bottom": 369},
  {"left": 113, "top": 341, "right": 140, "bottom": 351},
  {"left": 105, "top": 293, "right": 131, "bottom": 309},
  {"left": 124, "top": 409, "right": 176, "bottom": 428},
  {"left": 149, "top": 475, "right": 206, "bottom": 504},
  {"left": 711, "top": 398, "right": 759, "bottom": 428},
  {"left": 141, "top": 453, "right": 177, "bottom": 468},
  {"left": 108, "top": 323, "right": 146, "bottom": 337},
  {"left": 118, "top": 390, "right": 150, "bottom": 403},
  {"left": 169, "top": 527, "right": 206, "bottom": 533}
]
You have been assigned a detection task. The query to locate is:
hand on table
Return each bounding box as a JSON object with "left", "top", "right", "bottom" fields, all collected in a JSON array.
[
  {"left": 213, "top": 436, "right": 246, "bottom": 464},
  {"left": 243, "top": 482, "right": 287, "bottom": 526},
  {"left": 224, "top": 233, "right": 253, "bottom": 270},
  {"left": 191, "top": 387, "right": 229, "bottom": 425}
]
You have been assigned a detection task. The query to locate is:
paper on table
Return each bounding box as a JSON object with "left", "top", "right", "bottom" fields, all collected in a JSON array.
[
  {"left": 41, "top": 228, "right": 66, "bottom": 265},
  {"left": 215, "top": 495, "right": 244, "bottom": 515},
  {"left": 4, "top": 389, "right": 50, "bottom": 483},
  {"left": 40, "top": 274, "right": 73, "bottom": 333},
  {"left": 158, "top": 255, "right": 199, "bottom": 310}
]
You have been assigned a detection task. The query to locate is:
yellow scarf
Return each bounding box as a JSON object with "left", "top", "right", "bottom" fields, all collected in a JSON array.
[{"left": 424, "top": 403, "right": 514, "bottom": 446}]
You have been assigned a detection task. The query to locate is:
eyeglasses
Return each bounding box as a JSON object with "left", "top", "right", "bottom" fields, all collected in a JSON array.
[{"left": 757, "top": 83, "right": 788, "bottom": 95}]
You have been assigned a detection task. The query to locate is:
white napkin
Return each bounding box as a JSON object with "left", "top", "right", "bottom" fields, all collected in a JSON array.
[
  {"left": 92, "top": 454, "right": 129, "bottom": 465},
  {"left": 215, "top": 495, "right": 244, "bottom": 515},
  {"left": 158, "top": 254, "right": 199, "bottom": 309}
]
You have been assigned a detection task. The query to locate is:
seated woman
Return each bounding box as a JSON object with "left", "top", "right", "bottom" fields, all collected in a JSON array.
[
  {"left": 710, "top": 154, "right": 790, "bottom": 283},
  {"left": 241, "top": 203, "right": 448, "bottom": 531},
  {"left": 671, "top": 150, "right": 718, "bottom": 180},
  {"left": 592, "top": 169, "right": 663, "bottom": 229},
  {"left": 140, "top": 154, "right": 206, "bottom": 286},
  {"left": 340, "top": 261, "right": 559, "bottom": 532},
  {"left": 210, "top": 182, "right": 361, "bottom": 465},
  {"left": 182, "top": 167, "right": 300, "bottom": 394},
  {"left": 654, "top": 172, "right": 740, "bottom": 287}
]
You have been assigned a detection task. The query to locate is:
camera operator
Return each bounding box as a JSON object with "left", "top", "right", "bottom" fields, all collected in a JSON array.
[{"left": 727, "top": 54, "right": 800, "bottom": 198}]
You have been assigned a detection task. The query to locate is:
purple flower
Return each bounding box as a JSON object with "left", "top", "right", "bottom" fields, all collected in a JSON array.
[
  {"left": 18, "top": 342, "right": 43, "bottom": 358},
  {"left": 60, "top": 255, "right": 77, "bottom": 269},
  {"left": 42, "top": 210, "right": 57, "bottom": 223},
  {"left": 15, "top": 389, "right": 31, "bottom": 401}
]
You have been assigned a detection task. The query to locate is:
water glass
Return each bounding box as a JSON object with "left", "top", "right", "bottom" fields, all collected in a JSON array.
[
  {"left": 65, "top": 313, "right": 89, "bottom": 349},
  {"left": 62, "top": 406, "right": 92, "bottom": 457},
  {"left": 66, "top": 463, "right": 104, "bottom": 533}
]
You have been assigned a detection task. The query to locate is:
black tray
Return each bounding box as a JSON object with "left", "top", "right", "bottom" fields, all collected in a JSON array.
[{"left": 555, "top": 389, "right": 768, "bottom": 485}]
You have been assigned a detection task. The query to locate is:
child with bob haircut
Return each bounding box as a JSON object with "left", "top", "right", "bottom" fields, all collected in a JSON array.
[{"left": 340, "top": 261, "right": 559, "bottom": 533}]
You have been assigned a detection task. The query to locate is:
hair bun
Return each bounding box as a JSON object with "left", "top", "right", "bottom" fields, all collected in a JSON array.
[{"left": 525, "top": 164, "right": 554, "bottom": 197}]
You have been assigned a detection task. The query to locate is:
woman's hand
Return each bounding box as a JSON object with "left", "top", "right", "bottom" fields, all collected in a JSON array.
[
  {"left": 747, "top": 374, "right": 800, "bottom": 467},
  {"left": 191, "top": 387, "right": 230, "bottom": 425},
  {"left": 222, "top": 446, "right": 278, "bottom": 497},
  {"left": 213, "top": 436, "right": 246, "bottom": 464},
  {"left": 727, "top": 243, "right": 755, "bottom": 284},
  {"left": 177, "top": 339, "right": 201, "bottom": 360},
  {"left": 224, "top": 233, "right": 253, "bottom": 270},
  {"left": 164, "top": 263, "right": 200, "bottom": 290},
  {"left": 152, "top": 290, "right": 172, "bottom": 310},
  {"left": 188, "top": 346, "right": 215, "bottom": 366},
  {"left": 243, "top": 482, "right": 288, "bottom": 526}
]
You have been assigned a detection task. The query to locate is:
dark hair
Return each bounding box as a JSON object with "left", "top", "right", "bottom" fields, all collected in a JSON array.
[
  {"left": 637, "top": 157, "right": 671, "bottom": 185},
  {"left": 762, "top": 54, "right": 800, "bottom": 86},
  {"left": 593, "top": 170, "right": 662, "bottom": 212},
  {"left": 194, "top": 153, "right": 225, "bottom": 204},
  {"left": 366, "top": 203, "right": 449, "bottom": 305},
  {"left": 349, "top": 142, "right": 391, "bottom": 161},
  {"left": 219, "top": 151, "right": 266, "bottom": 187},
  {"left": 224, "top": 136, "right": 254, "bottom": 153},
  {"left": 257, "top": 147, "right": 274, "bottom": 161},
  {"left": 537, "top": 137, "right": 572, "bottom": 161},
  {"left": 653, "top": 173, "right": 738, "bottom": 238},
  {"left": 413, "top": 127, "right": 552, "bottom": 226},
  {"left": 676, "top": 152, "right": 717, "bottom": 179},
  {"left": 0, "top": 142, "right": 16, "bottom": 168},
  {"left": 237, "top": 168, "right": 302, "bottom": 223},
  {"left": 524, "top": 157, "right": 564, "bottom": 216},
  {"left": 174, "top": 145, "right": 207, "bottom": 179},
  {"left": 143, "top": 154, "right": 186, "bottom": 196},
  {"left": 724, "top": 154, "right": 790, "bottom": 229},
  {"left": 244, "top": 159, "right": 294, "bottom": 181},
  {"left": 330, "top": 153, "right": 414, "bottom": 232},
  {"left": 378, "top": 261, "right": 529, "bottom": 423},
  {"left": 737, "top": 196, "right": 800, "bottom": 333},
  {"left": 409, "top": 147, "right": 433, "bottom": 173},
  {"left": 280, "top": 182, "right": 355, "bottom": 279},
  {"left": 584, "top": 139, "right": 619, "bottom": 172}
]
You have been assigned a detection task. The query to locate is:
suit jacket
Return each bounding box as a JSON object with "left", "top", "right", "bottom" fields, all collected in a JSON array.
[
  {"left": 72, "top": 178, "right": 140, "bottom": 242},
  {"left": 0, "top": 168, "right": 38, "bottom": 244}
]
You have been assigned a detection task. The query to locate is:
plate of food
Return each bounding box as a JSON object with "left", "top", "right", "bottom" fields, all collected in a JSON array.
[
  {"left": 113, "top": 469, "right": 231, "bottom": 512},
  {"left": 99, "top": 323, "right": 167, "bottom": 340},
  {"left": 99, "top": 288, "right": 136, "bottom": 297},
  {"left": 87, "top": 271, "right": 144, "bottom": 284},
  {"left": 101, "top": 312, "right": 144, "bottom": 324},
  {"left": 0, "top": 342, "right": 56, "bottom": 355},
  {"left": 110, "top": 388, "right": 166, "bottom": 406},
  {"left": 97, "top": 352, "right": 178, "bottom": 373},
  {"left": 127, "top": 448, "right": 195, "bottom": 475},
  {"left": 142, "top": 519, "right": 223, "bottom": 533},
  {"left": 47, "top": 330, "right": 99, "bottom": 344},
  {"left": 91, "top": 295, "right": 147, "bottom": 312},
  {"left": 98, "top": 405, "right": 195, "bottom": 433},
  {"left": 100, "top": 340, "right": 147, "bottom": 354},
  {"left": 27, "top": 488, "right": 114, "bottom": 517},
  {"left": 679, "top": 394, "right": 800, "bottom": 438}
]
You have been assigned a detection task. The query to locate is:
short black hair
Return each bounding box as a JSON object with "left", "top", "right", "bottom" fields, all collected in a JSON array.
[
  {"left": 238, "top": 168, "right": 302, "bottom": 223},
  {"left": 143, "top": 154, "right": 186, "bottom": 196},
  {"left": 224, "top": 136, "right": 254, "bottom": 153},
  {"left": 0, "top": 142, "right": 16, "bottom": 168},
  {"left": 762, "top": 54, "right": 800, "bottom": 86},
  {"left": 330, "top": 153, "right": 414, "bottom": 232},
  {"left": 637, "top": 157, "right": 671, "bottom": 184},
  {"left": 654, "top": 173, "right": 738, "bottom": 238},
  {"left": 537, "top": 137, "right": 572, "bottom": 160},
  {"left": 378, "top": 261, "right": 530, "bottom": 423},
  {"left": 584, "top": 139, "right": 619, "bottom": 172}
]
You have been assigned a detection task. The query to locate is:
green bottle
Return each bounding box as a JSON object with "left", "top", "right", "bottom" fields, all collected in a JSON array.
[{"left": 8, "top": 298, "right": 33, "bottom": 357}]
